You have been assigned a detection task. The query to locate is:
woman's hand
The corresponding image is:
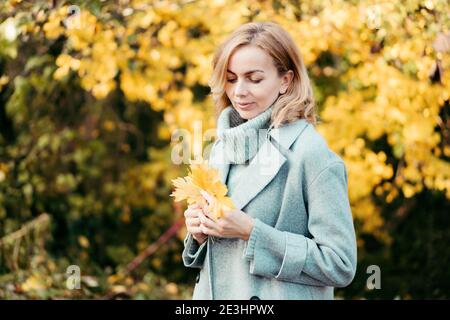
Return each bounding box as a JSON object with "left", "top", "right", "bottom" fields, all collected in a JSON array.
[
  {"left": 184, "top": 203, "right": 208, "bottom": 245},
  {"left": 199, "top": 191, "right": 255, "bottom": 241}
]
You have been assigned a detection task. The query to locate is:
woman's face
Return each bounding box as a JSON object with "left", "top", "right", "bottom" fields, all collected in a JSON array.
[{"left": 225, "top": 45, "right": 293, "bottom": 120}]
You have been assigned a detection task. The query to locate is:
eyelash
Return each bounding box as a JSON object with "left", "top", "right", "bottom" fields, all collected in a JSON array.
[{"left": 226, "top": 78, "right": 262, "bottom": 84}]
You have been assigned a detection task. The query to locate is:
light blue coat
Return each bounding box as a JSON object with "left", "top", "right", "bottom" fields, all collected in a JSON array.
[{"left": 182, "top": 118, "right": 357, "bottom": 299}]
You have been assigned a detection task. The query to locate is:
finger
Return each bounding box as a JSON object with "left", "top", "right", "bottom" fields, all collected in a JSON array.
[
  {"left": 189, "top": 226, "right": 203, "bottom": 234},
  {"left": 188, "top": 203, "right": 201, "bottom": 209},
  {"left": 200, "top": 223, "right": 220, "bottom": 237},
  {"left": 184, "top": 208, "right": 197, "bottom": 217},
  {"left": 187, "top": 217, "right": 200, "bottom": 227},
  {"left": 201, "top": 211, "right": 216, "bottom": 224},
  {"left": 202, "top": 211, "right": 219, "bottom": 227},
  {"left": 200, "top": 214, "right": 221, "bottom": 232},
  {"left": 184, "top": 210, "right": 194, "bottom": 219},
  {"left": 198, "top": 210, "right": 209, "bottom": 223},
  {"left": 202, "top": 209, "right": 215, "bottom": 220},
  {"left": 199, "top": 208, "right": 216, "bottom": 222},
  {"left": 184, "top": 208, "right": 203, "bottom": 218},
  {"left": 200, "top": 190, "right": 214, "bottom": 204},
  {"left": 201, "top": 204, "right": 208, "bottom": 216}
]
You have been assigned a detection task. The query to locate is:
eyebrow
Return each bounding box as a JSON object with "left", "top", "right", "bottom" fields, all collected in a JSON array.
[{"left": 226, "top": 69, "right": 265, "bottom": 75}]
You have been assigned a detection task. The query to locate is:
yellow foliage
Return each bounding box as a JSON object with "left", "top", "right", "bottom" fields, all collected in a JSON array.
[
  {"left": 165, "top": 282, "right": 179, "bottom": 295},
  {"left": 21, "top": 273, "right": 49, "bottom": 292},
  {"left": 78, "top": 235, "right": 90, "bottom": 248},
  {"left": 12, "top": 0, "right": 450, "bottom": 241},
  {"left": 171, "top": 159, "right": 235, "bottom": 220}
]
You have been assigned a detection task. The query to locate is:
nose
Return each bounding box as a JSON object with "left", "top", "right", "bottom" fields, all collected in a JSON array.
[{"left": 234, "top": 79, "right": 249, "bottom": 97}]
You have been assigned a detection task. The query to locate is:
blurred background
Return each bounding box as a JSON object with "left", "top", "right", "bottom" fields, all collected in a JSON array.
[{"left": 0, "top": 0, "right": 449, "bottom": 299}]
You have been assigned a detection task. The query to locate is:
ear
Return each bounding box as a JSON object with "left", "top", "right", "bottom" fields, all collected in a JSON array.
[{"left": 279, "top": 70, "right": 294, "bottom": 94}]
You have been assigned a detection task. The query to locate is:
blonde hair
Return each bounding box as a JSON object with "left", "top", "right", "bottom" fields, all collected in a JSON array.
[{"left": 208, "top": 21, "right": 317, "bottom": 128}]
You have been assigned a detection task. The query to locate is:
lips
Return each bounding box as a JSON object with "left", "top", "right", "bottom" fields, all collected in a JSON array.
[{"left": 236, "top": 102, "right": 255, "bottom": 108}]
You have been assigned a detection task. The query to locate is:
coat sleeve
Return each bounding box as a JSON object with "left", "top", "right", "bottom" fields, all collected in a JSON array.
[
  {"left": 182, "top": 233, "right": 207, "bottom": 268},
  {"left": 243, "top": 161, "right": 357, "bottom": 287}
]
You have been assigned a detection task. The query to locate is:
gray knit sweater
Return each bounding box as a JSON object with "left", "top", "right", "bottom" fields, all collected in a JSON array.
[{"left": 216, "top": 105, "right": 273, "bottom": 193}]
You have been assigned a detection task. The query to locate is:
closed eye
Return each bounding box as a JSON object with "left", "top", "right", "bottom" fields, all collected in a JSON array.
[{"left": 226, "top": 79, "right": 262, "bottom": 84}]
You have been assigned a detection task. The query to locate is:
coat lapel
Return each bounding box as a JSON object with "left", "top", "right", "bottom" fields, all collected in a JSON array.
[
  {"left": 210, "top": 119, "right": 310, "bottom": 210},
  {"left": 231, "top": 139, "right": 286, "bottom": 210}
]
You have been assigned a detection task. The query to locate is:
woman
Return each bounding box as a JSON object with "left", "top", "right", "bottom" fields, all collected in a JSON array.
[{"left": 182, "top": 21, "right": 357, "bottom": 300}]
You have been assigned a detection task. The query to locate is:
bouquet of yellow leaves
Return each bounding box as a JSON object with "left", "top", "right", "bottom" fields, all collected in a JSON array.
[{"left": 170, "top": 160, "right": 235, "bottom": 221}]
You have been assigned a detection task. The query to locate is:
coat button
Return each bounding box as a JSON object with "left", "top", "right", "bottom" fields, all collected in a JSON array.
[
  {"left": 250, "top": 295, "right": 260, "bottom": 300},
  {"left": 195, "top": 273, "right": 200, "bottom": 283}
]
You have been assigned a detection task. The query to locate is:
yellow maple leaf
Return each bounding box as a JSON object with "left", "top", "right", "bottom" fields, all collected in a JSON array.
[
  {"left": 170, "top": 176, "right": 203, "bottom": 205},
  {"left": 201, "top": 190, "right": 235, "bottom": 221},
  {"left": 171, "top": 159, "right": 235, "bottom": 220}
]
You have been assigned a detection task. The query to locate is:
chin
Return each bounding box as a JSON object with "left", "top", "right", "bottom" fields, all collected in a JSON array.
[
  {"left": 236, "top": 109, "right": 257, "bottom": 120},
  {"left": 234, "top": 104, "right": 260, "bottom": 119}
]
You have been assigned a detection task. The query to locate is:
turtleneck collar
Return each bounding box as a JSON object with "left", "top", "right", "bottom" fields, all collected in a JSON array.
[{"left": 217, "top": 105, "right": 273, "bottom": 164}]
